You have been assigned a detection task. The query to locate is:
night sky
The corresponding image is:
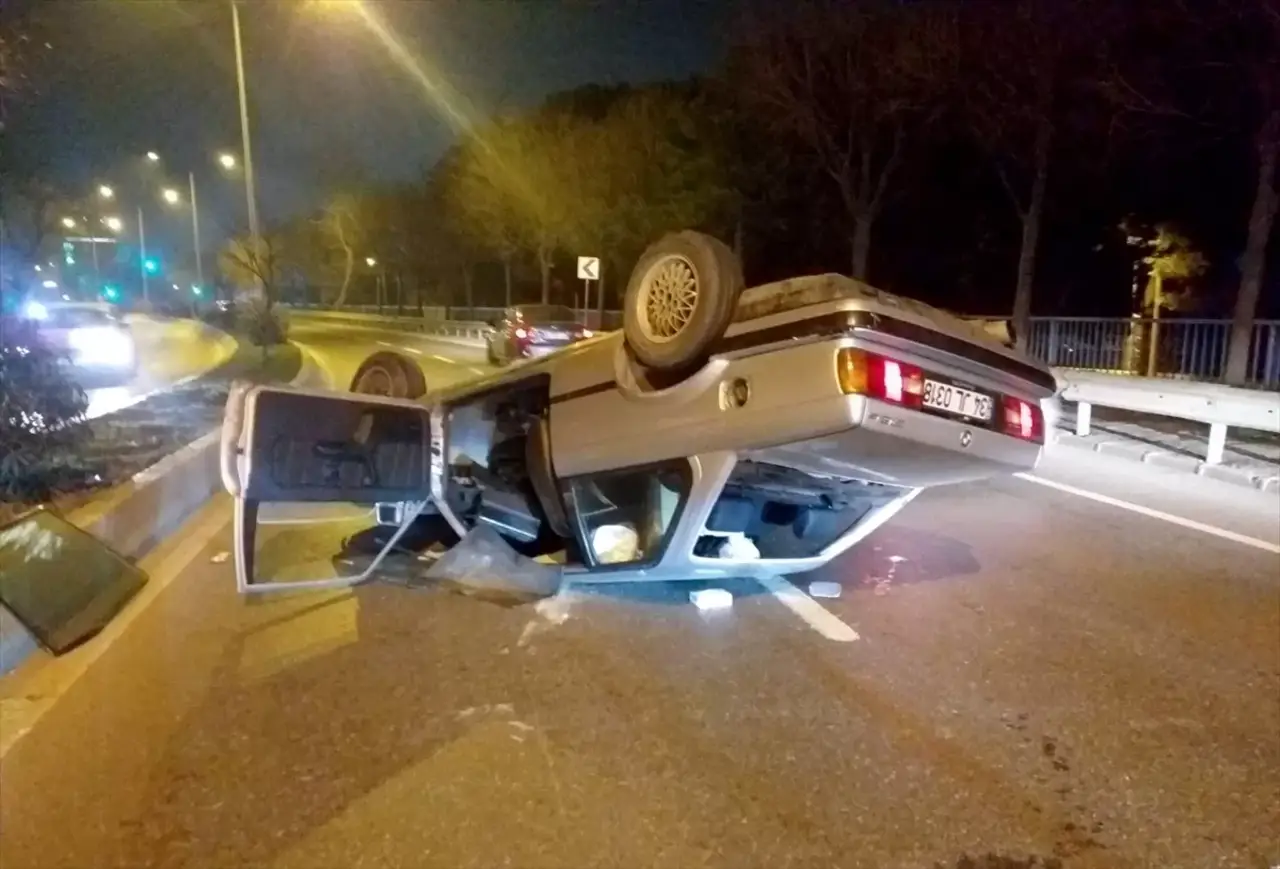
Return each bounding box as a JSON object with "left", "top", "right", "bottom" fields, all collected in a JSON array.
[{"left": 9, "top": 0, "right": 733, "bottom": 238}]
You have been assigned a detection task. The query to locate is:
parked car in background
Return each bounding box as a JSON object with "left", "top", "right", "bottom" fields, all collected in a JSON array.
[
  {"left": 485, "top": 304, "right": 593, "bottom": 365},
  {"left": 25, "top": 301, "right": 136, "bottom": 387}
]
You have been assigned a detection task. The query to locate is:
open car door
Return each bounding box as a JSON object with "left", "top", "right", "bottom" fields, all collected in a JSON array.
[{"left": 221, "top": 383, "right": 436, "bottom": 594}]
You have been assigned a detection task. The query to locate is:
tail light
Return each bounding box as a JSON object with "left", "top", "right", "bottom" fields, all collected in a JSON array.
[
  {"left": 836, "top": 348, "right": 923, "bottom": 408},
  {"left": 1002, "top": 396, "right": 1044, "bottom": 443}
]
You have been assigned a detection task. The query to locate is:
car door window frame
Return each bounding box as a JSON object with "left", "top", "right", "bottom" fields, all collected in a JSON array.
[{"left": 559, "top": 459, "right": 694, "bottom": 571}]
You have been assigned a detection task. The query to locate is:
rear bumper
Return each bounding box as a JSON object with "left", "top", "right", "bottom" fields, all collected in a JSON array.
[{"left": 752, "top": 396, "right": 1044, "bottom": 488}]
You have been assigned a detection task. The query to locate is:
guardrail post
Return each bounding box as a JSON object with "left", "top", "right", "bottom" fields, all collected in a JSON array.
[
  {"left": 1205, "top": 423, "right": 1227, "bottom": 466},
  {"left": 1075, "top": 401, "right": 1092, "bottom": 437}
]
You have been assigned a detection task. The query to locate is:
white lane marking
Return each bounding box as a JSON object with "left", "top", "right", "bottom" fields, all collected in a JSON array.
[
  {"left": 376, "top": 340, "right": 422, "bottom": 355},
  {"left": 431, "top": 354, "right": 454, "bottom": 364},
  {"left": 0, "top": 501, "right": 232, "bottom": 760},
  {"left": 1015, "top": 473, "right": 1280, "bottom": 555},
  {"left": 756, "top": 575, "right": 861, "bottom": 642}
]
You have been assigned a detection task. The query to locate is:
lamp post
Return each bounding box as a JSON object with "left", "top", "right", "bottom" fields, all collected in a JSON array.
[
  {"left": 231, "top": 0, "right": 261, "bottom": 254},
  {"left": 137, "top": 205, "right": 149, "bottom": 303},
  {"left": 188, "top": 171, "right": 204, "bottom": 291}
]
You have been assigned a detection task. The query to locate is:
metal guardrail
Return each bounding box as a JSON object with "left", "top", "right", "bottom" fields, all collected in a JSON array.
[
  {"left": 283, "top": 307, "right": 492, "bottom": 344},
  {"left": 1057, "top": 371, "right": 1280, "bottom": 465},
  {"left": 1026, "top": 317, "right": 1280, "bottom": 389}
]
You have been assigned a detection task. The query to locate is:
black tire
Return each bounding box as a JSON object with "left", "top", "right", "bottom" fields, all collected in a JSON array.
[
  {"left": 350, "top": 351, "right": 428, "bottom": 399},
  {"left": 622, "top": 230, "right": 744, "bottom": 372}
]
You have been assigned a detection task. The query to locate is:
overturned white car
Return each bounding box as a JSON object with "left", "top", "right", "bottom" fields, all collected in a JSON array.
[{"left": 221, "top": 232, "right": 1055, "bottom": 593}]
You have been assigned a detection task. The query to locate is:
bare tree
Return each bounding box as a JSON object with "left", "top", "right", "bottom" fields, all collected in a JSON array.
[
  {"left": 730, "top": 0, "right": 957, "bottom": 280},
  {"left": 961, "top": 0, "right": 1109, "bottom": 348},
  {"left": 317, "top": 193, "right": 363, "bottom": 308},
  {"left": 1106, "top": 0, "right": 1279, "bottom": 384},
  {"left": 219, "top": 233, "right": 281, "bottom": 302},
  {"left": 1224, "top": 1, "right": 1280, "bottom": 384}
]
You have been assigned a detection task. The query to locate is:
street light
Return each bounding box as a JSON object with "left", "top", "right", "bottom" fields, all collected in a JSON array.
[
  {"left": 61, "top": 217, "right": 77, "bottom": 229},
  {"left": 231, "top": 0, "right": 261, "bottom": 264},
  {"left": 365, "top": 256, "right": 377, "bottom": 267},
  {"left": 98, "top": 184, "right": 115, "bottom": 200},
  {"left": 102, "top": 216, "right": 123, "bottom": 232},
  {"left": 162, "top": 187, "right": 180, "bottom": 205},
  {"left": 218, "top": 152, "right": 238, "bottom": 170},
  {"left": 146, "top": 151, "right": 160, "bottom": 162}
]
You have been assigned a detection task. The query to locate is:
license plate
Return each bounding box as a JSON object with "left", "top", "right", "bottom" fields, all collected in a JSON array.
[{"left": 922, "top": 380, "right": 993, "bottom": 421}]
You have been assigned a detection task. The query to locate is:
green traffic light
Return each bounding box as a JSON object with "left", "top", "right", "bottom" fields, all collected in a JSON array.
[
  {"left": 102, "top": 284, "right": 120, "bottom": 301},
  {"left": 143, "top": 257, "right": 159, "bottom": 274}
]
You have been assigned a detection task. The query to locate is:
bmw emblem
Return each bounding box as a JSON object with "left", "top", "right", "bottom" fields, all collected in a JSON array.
[{"left": 959, "top": 429, "right": 973, "bottom": 448}]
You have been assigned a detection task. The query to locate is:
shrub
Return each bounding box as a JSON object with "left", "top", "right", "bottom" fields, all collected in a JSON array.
[
  {"left": 0, "top": 319, "right": 91, "bottom": 500},
  {"left": 237, "top": 297, "right": 289, "bottom": 356}
]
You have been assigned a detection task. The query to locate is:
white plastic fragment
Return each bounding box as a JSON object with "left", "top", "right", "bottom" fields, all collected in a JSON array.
[
  {"left": 717, "top": 533, "right": 761, "bottom": 560},
  {"left": 808, "top": 581, "right": 842, "bottom": 599},
  {"left": 690, "top": 588, "right": 734, "bottom": 610},
  {"left": 591, "top": 524, "right": 640, "bottom": 563}
]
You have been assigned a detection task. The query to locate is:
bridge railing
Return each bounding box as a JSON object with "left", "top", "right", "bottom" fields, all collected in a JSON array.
[{"left": 1026, "top": 317, "right": 1280, "bottom": 389}]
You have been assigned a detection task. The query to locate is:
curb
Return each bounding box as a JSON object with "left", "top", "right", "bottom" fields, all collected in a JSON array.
[{"left": 1050, "top": 430, "right": 1280, "bottom": 494}]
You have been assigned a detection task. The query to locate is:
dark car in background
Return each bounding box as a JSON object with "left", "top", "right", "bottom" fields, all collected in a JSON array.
[
  {"left": 485, "top": 304, "right": 593, "bottom": 366},
  {"left": 26, "top": 301, "right": 137, "bottom": 387}
]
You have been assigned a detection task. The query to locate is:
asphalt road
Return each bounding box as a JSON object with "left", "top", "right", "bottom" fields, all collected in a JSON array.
[
  {"left": 82, "top": 316, "right": 237, "bottom": 419},
  {"left": 1, "top": 323, "right": 1277, "bottom": 869}
]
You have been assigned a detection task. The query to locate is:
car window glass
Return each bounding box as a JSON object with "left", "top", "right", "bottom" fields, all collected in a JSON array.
[{"left": 562, "top": 461, "right": 691, "bottom": 566}]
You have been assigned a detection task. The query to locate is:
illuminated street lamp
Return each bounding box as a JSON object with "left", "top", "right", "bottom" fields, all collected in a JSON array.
[
  {"left": 218, "top": 152, "right": 238, "bottom": 170},
  {"left": 98, "top": 184, "right": 115, "bottom": 199},
  {"left": 61, "top": 216, "right": 77, "bottom": 229},
  {"left": 146, "top": 151, "right": 160, "bottom": 162},
  {"left": 365, "top": 256, "right": 377, "bottom": 267},
  {"left": 162, "top": 187, "right": 181, "bottom": 205},
  {"left": 102, "top": 215, "right": 124, "bottom": 233}
]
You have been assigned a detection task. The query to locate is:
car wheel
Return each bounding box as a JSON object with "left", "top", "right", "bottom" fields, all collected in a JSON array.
[
  {"left": 350, "top": 351, "right": 427, "bottom": 399},
  {"left": 622, "top": 230, "right": 744, "bottom": 372}
]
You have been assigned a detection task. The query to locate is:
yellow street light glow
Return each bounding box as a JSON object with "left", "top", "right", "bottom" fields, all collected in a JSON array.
[
  {"left": 61, "top": 217, "right": 76, "bottom": 229},
  {"left": 103, "top": 216, "right": 124, "bottom": 232},
  {"left": 146, "top": 151, "right": 160, "bottom": 162},
  {"left": 218, "top": 152, "right": 237, "bottom": 170},
  {"left": 98, "top": 184, "right": 115, "bottom": 199},
  {"left": 162, "top": 188, "right": 180, "bottom": 205},
  {"left": 365, "top": 256, "right": 377, "bottom": 267}
]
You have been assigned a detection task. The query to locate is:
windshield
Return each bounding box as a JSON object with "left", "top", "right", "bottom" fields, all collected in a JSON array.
[{"left": 515, "top": 305, "right": 577, "bottom": 322}]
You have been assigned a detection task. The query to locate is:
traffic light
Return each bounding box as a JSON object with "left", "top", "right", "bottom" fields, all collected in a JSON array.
[
  {"left": 191, "top": 285, "right": 204, "bottom": 297},
  {"left": 143, "top": 257, "right": 159, "bottom": 274},
  {"left": 102, "top": 284, "right": 121, "bottom": 302}
]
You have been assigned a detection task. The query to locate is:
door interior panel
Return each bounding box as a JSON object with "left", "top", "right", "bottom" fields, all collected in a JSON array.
[{"left": 243, "top": 389, "right": 431, "bottom": 504}]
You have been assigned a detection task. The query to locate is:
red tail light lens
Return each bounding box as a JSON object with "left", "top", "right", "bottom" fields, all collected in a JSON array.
[
  {"left": 836, "top": 349, "right": 923, "bottom": 407},
  {"left": 1002, "top": 396, "right": 1044, "bottom": 443}
]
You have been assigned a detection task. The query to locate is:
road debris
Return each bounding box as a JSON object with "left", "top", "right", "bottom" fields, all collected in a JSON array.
[{"left": 808, "top": 581, "right": 842, "bottom": 598}]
